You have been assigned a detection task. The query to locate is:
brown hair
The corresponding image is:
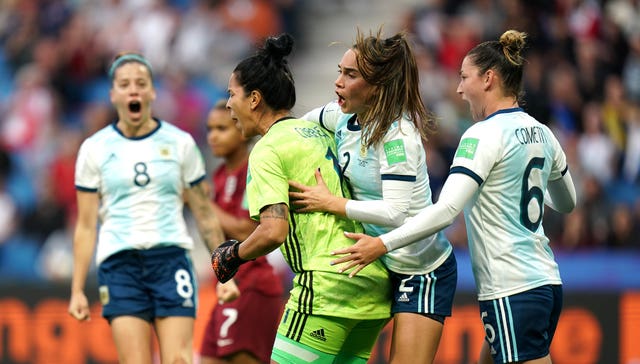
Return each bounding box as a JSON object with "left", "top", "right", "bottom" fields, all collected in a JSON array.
[
  {"left": 108, "top": 51, "right": 152, "bottom": 80},
  {"left": 466, "top": 29, "right": 527, "bottom": 102},
  {"left": 353, "top": 27, "right": 437, "bottom": 149}
]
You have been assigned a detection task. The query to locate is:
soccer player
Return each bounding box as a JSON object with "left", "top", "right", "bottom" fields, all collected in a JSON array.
[
  {"left": 200, "top": 99, "right": 283, "bottom": 364},
  {"left": 334, "top": 30, "right": 577, "bottom": 364},
  {"left": 68, "top": 52, "right": 224, "bottom": 364},
  {"left": 210, "top": 33, "right": 391, "bottom": 363},
  {"left": 288, "top": 28, "right": 456, "bottom": 364}
]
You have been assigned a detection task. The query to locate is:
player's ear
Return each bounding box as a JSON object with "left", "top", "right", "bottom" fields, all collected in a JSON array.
[
  {"left": 483, "top": 69, "right": 495, "bottom": 91},
  {"left": 249, "top": 90, "right": 262, "bottom": 110}
]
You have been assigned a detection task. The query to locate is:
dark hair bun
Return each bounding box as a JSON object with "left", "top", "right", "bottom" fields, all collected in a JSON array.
[{"left": 264, "top": 33, "right": 294, "bottom": 64}]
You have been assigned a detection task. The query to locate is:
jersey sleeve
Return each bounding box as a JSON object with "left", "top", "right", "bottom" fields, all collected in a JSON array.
[
  {"left": 181, "top": 134, "right": 206, "bottom": 187},
  {"left": 378, "top": 122, "right": 420, "bottom": 180},
  {"left": 345, "top": 121, "right": 422, "bottom": 227},
  {"left": 301, "top": 101, "right": 341, "bottom": 133},
  {"left": 75, "top": 138, "right": 101, "bottom": 192},
  {"left": 246, "top": 144, "right": 289, "bottom": 220},
  {"left": 449, "top": 123, "right": 501, "bottom": 185},
  {"left": 547, "top": 126, "right": 569, "bottom": 181}
]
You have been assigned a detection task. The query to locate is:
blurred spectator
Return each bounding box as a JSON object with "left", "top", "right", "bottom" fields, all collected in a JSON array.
[
  {"left": 215, "top": 0, "right": 284, "bottom": 44},
  {"left": 558, "top": 207, "right": 591, "bottom": 250},
  {"left": 608, "top": 202, "right": 639, "bottom": 249},
  {"left": 129, "top": 0, "right": 179, "bottom": 73},
  {"left": 622, "top": 32, "right": 640, "bottom": 103},
  {"left": 0, "top": 148, "right": 17, "bottom": 245},
  {"left": 522, "top": 50, "right": 551, "bottom": 123},
  {"left": 622, "top": 103, "right": 640, "bottom": 183},
  {"left": 601, "top": 74, "right": 629, "bottom": 153},
  {"left": 547, "top": 61, "right": 584, "bottom": 135},
  {"left": 581, "top": 174, "right": 613, "bottom": 248},
  {"left": 21, "top": 173, "right": 66, "bottom": 246},
  {"left": 1, "top": 63, "right": 58, "bottom": 159},
  {"left": 154, "top": 68, "right": 212, "bottom": 145},
  {"left": 576, "top": 101, "right": 618, "bottom": 185}
]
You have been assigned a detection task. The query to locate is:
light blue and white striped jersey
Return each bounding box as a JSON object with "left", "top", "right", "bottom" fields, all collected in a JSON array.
[
  {"left": 450, "top": 108, "right": 567, "bottom": 300},
  {"left": 75, "top": 119, "right": 206, "bottom": 265},
  {"left": 304, "top": 102, "right": 452, "bottom": 274}
]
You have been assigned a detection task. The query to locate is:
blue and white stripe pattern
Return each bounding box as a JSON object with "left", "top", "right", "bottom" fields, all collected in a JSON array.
[{"left": 492, "top": 296, "right": 519, "bottom": 363}]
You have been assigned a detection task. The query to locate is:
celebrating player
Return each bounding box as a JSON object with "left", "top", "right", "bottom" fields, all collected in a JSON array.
[
  {"left": 68, "top": 52, "right": 224, "bottom": 364},
  {"left": 210, "top": 33, "right": 391, "bottom": 363},
  {"left": 289, "top": 28, "right": 456, "bottom": 364},
  {"left": 335, "top": 30, "right": 577, "bottom": 364}
]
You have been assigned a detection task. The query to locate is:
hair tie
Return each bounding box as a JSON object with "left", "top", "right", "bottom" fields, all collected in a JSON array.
[{"left": 108, "top": 54, "right": 153, "bottom": 79}]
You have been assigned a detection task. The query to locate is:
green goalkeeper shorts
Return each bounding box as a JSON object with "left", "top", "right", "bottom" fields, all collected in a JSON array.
[{"left": 271, "top": 308, "right": 389, "bottom": 363}]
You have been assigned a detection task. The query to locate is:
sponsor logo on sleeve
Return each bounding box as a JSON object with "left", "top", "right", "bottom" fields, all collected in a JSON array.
[
  {"left": 384, "top": 140, "right": 407, "bottom": 164},
  {"left": 455, "top": 138, "right": 479, "bottom": 159}
]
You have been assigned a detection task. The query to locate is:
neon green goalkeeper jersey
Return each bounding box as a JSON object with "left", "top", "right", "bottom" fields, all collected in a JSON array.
[{"left": 247, "top": 117, "right": 391, "bottom": 319}]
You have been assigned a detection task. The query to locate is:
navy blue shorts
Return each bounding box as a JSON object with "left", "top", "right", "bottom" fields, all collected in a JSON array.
[
  {"left": 389, "top": 251, "right": 457, "bottom": 321},
  {"left": 478, "top": 284, "right": 563, "bottom": 363},
  {"left": 97, "top": 246, "right": 197, "bottom": 322}
]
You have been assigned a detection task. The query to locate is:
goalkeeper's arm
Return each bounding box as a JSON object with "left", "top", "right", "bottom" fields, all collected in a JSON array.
[{"left": 211, "top": 203, "right": 289, "bottom": 282}]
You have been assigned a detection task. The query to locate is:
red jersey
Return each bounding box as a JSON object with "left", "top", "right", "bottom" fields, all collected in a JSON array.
[
  {"left": 212, "top": 160, "right": 250, "bottom": 219},
  {"left": 201, "top": 159, "right": 284, "bottom": 362},
  {"left": 211, "top": 160, "right": 282, "bottom": 296}
]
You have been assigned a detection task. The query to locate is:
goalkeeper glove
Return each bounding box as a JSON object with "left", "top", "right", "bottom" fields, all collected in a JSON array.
[{"left": 211, "top": 239, "right": 247, "bottom": 283}]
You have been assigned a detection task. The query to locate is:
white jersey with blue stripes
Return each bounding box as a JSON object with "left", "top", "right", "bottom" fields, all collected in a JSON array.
[
  {"left": 450, "top": 108, "right": 566, "bottom": 300},
  {"left": 304, "top": 102, "right": 451, "bottom": 274},
  {"left": 75, "top": 120, "right": 206, "bottom": 265}
]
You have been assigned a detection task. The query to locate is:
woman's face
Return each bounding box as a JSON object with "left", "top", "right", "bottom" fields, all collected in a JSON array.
[
  {"left": 457, "top": 55, "right": 486, "bottom": 121},
  {"left": 334, "top": 49, "right": 375, "bottom": 116},
  {"left": 206, "top": 107, "right": 246, "bottom": 158},
  {"left": 110, "top": 62, "right": 155, "bottom": 127},
  {"left": 226, "top": 72, "right": 259, "bottom": 138}
]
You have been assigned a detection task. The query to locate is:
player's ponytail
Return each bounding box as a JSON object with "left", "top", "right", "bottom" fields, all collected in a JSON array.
[
  {"left": 234, "top": 33, "right": 296, "bottom": 111},
  {"left": 467, "top": 29, "right": 527, "bottom": 102}
]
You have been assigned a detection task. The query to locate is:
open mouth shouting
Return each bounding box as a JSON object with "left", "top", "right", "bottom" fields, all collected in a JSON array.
[
  {"left": 128, "top": 100, "right": 142, "bottom": 114},
  {"left": 336, "top": 93, "right": 346, "bottom": 108}
]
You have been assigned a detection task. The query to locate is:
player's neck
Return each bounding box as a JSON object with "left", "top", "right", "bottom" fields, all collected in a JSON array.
[{"left": 224, "top": 147, "right": 249, "bottom": 172}]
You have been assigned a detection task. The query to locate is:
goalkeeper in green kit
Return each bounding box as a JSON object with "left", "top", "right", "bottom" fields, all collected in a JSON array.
[{"left": 210, "top": 33, "right": 391, "bottom": 364}]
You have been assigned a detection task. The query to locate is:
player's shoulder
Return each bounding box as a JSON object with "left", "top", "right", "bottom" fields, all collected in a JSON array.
[
  {"left": 157, "top": 119, "right": 189, "bottom": 136},
  {"left": 386, "top": 116, "right": 419, "bottom": 136},
  {"left": 319, "top": 101, "right": 351, "bottom": 130},
  {"left": 81, "top": 122, "right": 118, "bottom": 148},
  {"left": 156, "top": 119, "right": 198, "bottom": 144}
]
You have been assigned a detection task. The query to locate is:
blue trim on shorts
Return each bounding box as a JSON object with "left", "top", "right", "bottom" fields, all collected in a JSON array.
[
  {"left": 479, "top": 284, "right": 563, "bottom": 363},
  {"left": 389, "top": 251, "right": 457, "bottom": 318}
]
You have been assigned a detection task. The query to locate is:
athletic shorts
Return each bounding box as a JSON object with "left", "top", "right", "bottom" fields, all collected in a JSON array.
[
  {"left": 272, "top": 309, "right": 389, "bottom": 363},
  {"left": 97, "top": 246, "right": 197, "bottom": 322},
  {"left": 478, "top": 284, "right": 563, "bottom": 363},
  {"left": 200, "top": 288, "right": 282, "bottom": 362},
  {"left": 390, "top": 250, "right": 457, "bottom": 320}
]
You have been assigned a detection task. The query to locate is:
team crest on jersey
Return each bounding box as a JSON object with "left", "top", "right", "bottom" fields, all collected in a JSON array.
[
  {"left": 159, "top": 145, "right": 171, "bottom": 157},
  {"left": 456, "top": 138, "right": 479, "bottom": 159},
  {"left": 99, "top": 285, "right": 109, "bottom": 305},
  {"left": 360, "top": 143, "right": 367, "bottom": 158}
]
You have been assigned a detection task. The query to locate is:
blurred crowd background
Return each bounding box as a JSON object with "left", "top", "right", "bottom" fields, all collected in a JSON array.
[{"left": 0, "top": 0, "right": 639, "bottom": 283}]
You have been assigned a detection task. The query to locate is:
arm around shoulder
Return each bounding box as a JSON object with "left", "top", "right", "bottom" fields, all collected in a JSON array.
[{"left": 381, "top": 173, "right": 477, "bottom": 252}]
